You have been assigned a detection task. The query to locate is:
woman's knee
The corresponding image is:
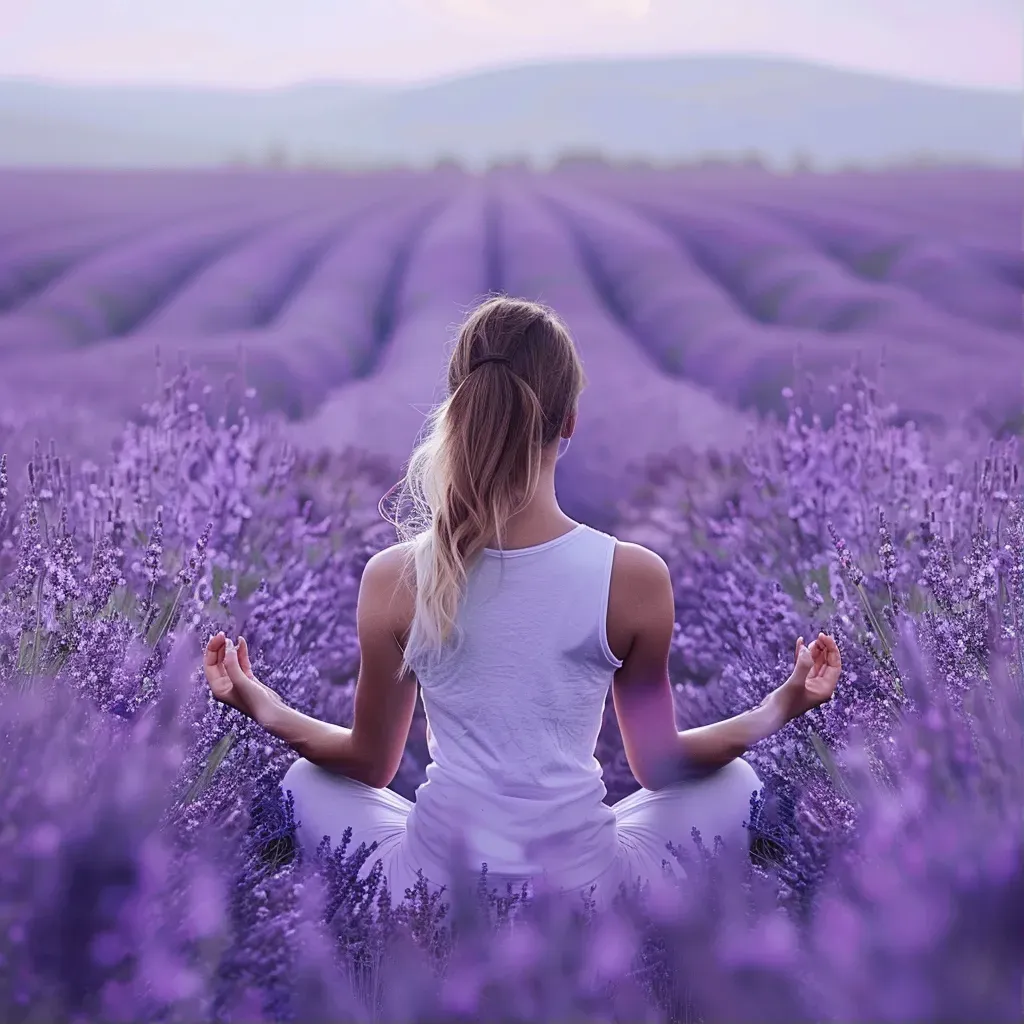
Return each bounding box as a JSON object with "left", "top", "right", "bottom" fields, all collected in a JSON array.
[
  {"left": 723, "top": 755, "right": 762, "bottom": 791},
  {"left": 280, "top": 759, "right": 344, "bottom": 849},
  {"left": 660, "top": 757, "right": 761, "bottom": 797},
  {"left": 715, "top": 757, "right": 762, "bottom": 809},
  {"left": 281, "top": 756, "right": 322, "bottom": 801},
  {"left": 281, "top": 757, "right": 384, "bottom": 806}
]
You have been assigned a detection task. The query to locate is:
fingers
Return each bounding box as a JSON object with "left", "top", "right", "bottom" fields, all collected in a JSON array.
[
  {"left": 205, "top": 633, "right": 255, "bottom": 670},
  {"left": 204, "top": 632, "right": 260, "bottom": 698},
  {"left": 794, "top": 641, "right": 813, "bottom": 679},
  {"left": 813, "top": 633, "right": 831, "bottom": 658},
  {"left": 796, "top": 631, "right": 839, "bottom": 675},
  {"left": 797, "top": 634, "right": 831, "bottom": 657},
  {"left": 789, "top": 632, "right": 840, "bottom": 700},
  {"left": 237, "top": 635, "right": 253, "bottom": 676},
  {"left": 222, "top": 637, "right": 249, "bottom": 687},
  {"left": 204, "top": 631, "right": 226, "bottom": 665},
  {"left": 825, "top": 634, "right": 841, "bottom": 666}
]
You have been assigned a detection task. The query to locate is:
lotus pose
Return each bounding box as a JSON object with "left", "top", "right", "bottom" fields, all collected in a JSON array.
[{"left": 203, "top": 296, "right": 841, "bottom": 903}]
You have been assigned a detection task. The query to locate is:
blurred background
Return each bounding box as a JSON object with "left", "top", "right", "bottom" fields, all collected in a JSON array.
[{"left": 0, "top": 0, "right": 1020, "bottom": 523}]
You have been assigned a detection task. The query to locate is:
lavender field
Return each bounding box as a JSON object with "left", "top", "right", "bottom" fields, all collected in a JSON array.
[
  {"left": 0, "top": 167, "right": 1020, "bottom": 521},
  {"left": 0, "top": 166, "right": 1021, "bottom": 1022}
]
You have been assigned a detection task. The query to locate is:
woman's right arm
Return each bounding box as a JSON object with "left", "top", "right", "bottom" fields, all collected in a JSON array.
[
  {"left": 609, "top": 543, "right": 835, "bottom": 791},
  {"left": 206, "top": 545, "right": 419, "bottom": 789}
]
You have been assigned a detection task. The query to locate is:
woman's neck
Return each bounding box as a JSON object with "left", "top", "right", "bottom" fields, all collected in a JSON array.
[{"left": 488, "top": 468, "right": 576, "bottom": 550}]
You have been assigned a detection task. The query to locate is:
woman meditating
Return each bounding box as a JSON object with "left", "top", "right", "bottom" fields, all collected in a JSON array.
[{"left": 203, "top": 296, "right": 841, "bottom": 903}]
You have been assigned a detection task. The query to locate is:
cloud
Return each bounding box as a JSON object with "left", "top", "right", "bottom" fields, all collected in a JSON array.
[
  {"left": 424, "top": 0, "right": 651, "bottom": 24},
  {"left": 0, "top": 0, "right": 35, "bottom": 37},
  {"left": 593, "top": 0, "right": 651, "bottom": 18},
  {"left": 2, "top": 0, "right": 1016, "bottom": 91}
]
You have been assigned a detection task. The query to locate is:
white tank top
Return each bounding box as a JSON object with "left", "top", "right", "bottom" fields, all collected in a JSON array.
[{"left": 404, "top": 523, "right": 624, "bottom": 890}]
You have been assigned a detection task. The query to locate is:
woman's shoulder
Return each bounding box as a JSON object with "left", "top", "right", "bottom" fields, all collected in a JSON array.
[
  {"left": 604, "top": 538, "right": 673, "bottom": 662},
  {"left": 609, "top": 537, "right": 670, "bottom": 582},
  {"left": 360, "top": 540, "right": 418, "bottom": 602},
  {"left": 584, "top": 523, "right": 665, "bottom": 564},
  {"left": 362, "top": 540, "right": 417, "bottom": 586},
  {"left": 359, "top": 541, "right": 417, "bottom": 633},
  {"left": 608, "top": 539, "right": 672, "bottom": 616},
  {"left": 576, "top": 524, "right": 670, "bottom": 589}
]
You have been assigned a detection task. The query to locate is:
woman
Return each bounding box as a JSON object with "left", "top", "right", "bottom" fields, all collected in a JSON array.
[{"left": 203, "top": 296, "right": 841, "bottom": 904}]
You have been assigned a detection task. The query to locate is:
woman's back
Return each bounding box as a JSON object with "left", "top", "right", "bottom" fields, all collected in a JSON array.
[{"left": 405, "top": 522, "right": 623, "bottom": 888}]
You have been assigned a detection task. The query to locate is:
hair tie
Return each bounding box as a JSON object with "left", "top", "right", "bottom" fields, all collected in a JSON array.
[{"left": 470, "top": 356, "right": 512, "bottom": 371}]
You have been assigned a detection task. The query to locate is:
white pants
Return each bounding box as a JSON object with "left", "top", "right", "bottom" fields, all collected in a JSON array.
[{"left": 282, "top": 757, "right": 762, "bottom": 907}]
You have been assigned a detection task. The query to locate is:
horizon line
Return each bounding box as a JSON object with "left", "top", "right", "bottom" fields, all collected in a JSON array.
[{"left": 1, "top": 50, "right": 1019, "bottom": 97}]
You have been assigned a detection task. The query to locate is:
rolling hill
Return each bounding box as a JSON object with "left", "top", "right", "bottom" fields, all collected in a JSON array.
[{"left": 0, "top": 56, "right": 1018, "bottom": 170}]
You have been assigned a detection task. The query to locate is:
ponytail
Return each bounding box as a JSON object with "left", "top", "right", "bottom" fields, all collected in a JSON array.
[{"left": 384, "top": 298, "right": 584, "bottom": 678}]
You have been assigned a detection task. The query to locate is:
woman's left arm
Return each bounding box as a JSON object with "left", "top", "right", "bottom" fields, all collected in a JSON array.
[{"left": 220, "top": 544, "right": 418, "bottom": 789}]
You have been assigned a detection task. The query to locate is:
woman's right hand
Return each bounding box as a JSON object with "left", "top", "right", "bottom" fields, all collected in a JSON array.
[
  {"left": 772, "top": 632, "right": 842, "bottom": 724},
  {"left": 203, "top": 632, "right": 280, "bottom": 722}
]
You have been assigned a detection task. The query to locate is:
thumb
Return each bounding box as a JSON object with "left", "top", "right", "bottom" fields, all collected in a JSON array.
[{"left": 793, "top": 640, "right": 813, "bottom": 678}]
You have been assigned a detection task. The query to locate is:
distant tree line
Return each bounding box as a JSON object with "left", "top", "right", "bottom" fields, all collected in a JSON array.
[{"left": 220, "top": 143, "right": 982, "bottom": 176}]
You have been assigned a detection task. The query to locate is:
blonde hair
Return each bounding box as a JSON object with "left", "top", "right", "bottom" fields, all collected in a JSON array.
[{"left": 382, "top": 297, "right": 585, "bottom": 676}]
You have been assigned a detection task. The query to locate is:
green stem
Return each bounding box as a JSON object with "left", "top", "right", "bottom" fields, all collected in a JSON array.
[
  {"left": 149, "top": 583, "right": 185, "bottom": 649},
  {"left": 180, "top": 730, "right": 237, "bottom": 807},
  {"left": 28, "top": 576, "right": 44, "bottom": 686},
  {"left": 854, "top": 581, "right": 901, "bottom": 694}
]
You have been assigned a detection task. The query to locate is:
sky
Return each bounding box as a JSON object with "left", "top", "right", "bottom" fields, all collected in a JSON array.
[{"left": 0, "top": 0, "right": 1019, "bottom": 92}]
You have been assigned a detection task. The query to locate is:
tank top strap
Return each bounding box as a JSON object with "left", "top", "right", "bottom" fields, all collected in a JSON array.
[{"left": 575, "top": 525, "right": 623, "bottom": 670}]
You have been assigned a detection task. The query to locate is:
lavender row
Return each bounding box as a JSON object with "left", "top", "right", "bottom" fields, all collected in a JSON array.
[
  {"left": 587, "top": 170, "right": 1020, "bottom": 334},
  {"left": 0, "top": 191, "right": 452, "bottom": 431},
  {"left": 288, "top": 184, "right": 492, "bottom": 467},
  {"left": 492, "top": 184, "right": 751, "bottom": 525},
  {"left": 537, "top": 183, "right": 1020, "bottom": 434},
  {"left": 0, "top": 171, "right": 441, "bottom": 347}
]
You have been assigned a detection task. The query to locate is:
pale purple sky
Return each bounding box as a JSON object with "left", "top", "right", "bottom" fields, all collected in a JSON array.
[{"left": 0, "top": 0, "right": 1019, "bottom": 91}]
